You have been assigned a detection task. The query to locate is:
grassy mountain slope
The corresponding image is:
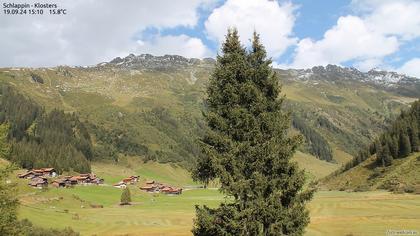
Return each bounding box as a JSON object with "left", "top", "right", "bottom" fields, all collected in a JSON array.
[
  {"left": 323, "top": 152, "right": 420, "bottom": 192},
  {"left": 0, "top": 56, "right": 417, "bottom": 171}
]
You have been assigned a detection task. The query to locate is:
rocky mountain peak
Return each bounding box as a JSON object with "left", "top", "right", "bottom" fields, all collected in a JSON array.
[
  {"left": 104, "top": 54, "right": 215, "bottom": 70},
  {"left": 290, "top": 64, "right": 418, "bottom": 85}
]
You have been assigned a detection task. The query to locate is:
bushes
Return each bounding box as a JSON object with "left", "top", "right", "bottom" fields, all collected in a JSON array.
[
  {"left": 19, "top": 219, "right": 79, "bottom": 236},
  {"left": 403, "top": 185, "right": 415, "bottom": 193},
  {"left": 120, "top": 187, "right": 131, "bottom": 205}
]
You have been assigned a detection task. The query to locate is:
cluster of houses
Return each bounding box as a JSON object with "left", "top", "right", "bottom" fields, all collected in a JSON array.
[
  {"left": 52, "top": 173, "right": 104, "bottom": 188},
  {"left": 139, "top": 180, "right": 182, "bottom": 195},
  {"left": 18, "top": 168, "right": 103, "bottom": 188},
  {"left": 113, "top": 175, "right": 140, "bottom": 188},
  {"left": 18, "top": 168, "right": 57, "bottom": 188},
  {"left": 18, "top": 169, "right": 183, "bottom": 195}
]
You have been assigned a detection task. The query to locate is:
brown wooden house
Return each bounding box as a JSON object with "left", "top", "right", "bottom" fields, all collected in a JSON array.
[{"left": 29, "top": 177, "right": 48, "bottom": 188}]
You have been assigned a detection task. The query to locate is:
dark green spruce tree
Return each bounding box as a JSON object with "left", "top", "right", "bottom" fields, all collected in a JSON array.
[
  {"left": 192, "top": 29, "right": 314, "bottom": 236},
  {"left": 398, "top": 131, "right": 411, "bottom": 158}
]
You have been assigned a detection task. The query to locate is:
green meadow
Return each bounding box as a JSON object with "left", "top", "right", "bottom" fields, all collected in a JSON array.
[{"left": 11, "top": 159, "right": 420, "bottom": 236}]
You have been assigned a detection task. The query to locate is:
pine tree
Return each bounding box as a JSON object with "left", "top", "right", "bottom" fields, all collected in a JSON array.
[
  {"left": 377, "top": 143, "right": 392, "bottom": 167},
  {"left": 408, "top": 120, "right": 419, "bottom": 152},
  {"left": 398, "top": 132, "right": 411, "bottom": 158},
  {"left": 0, "top": 125, "right": 19, "bottom": 236},
  {"left": 388, "top": 135, "right": 399, "bottom": 159},
  {"left": 0, "top": 124, "right": 10, "bottom": 159},
  {"left": 192, "top": 153, "right": 216, "bottom": 188},
  {"left": 192, "top": 29, "right": 314, "bottom": 235},
  {"left": 120, "top": 187, "right": 131, "bottom": 205}
]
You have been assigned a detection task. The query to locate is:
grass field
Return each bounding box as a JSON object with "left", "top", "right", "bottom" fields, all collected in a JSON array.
[
  {"left": 307, "top": 191, "right": 420, "bottom": 236},
  {"left": 18, "top": 186, "right": 420, "bottom": 236},
  {"left": 19, "top": 187, "right": 225, "bottom": 236},
  {"left": 9, "top": 159, "right": 419, "bottom": 236}
]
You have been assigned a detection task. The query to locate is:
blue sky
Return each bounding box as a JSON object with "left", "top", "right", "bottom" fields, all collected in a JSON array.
[{"left": 1, "top": 0, "right": 420, "bottom": 77}]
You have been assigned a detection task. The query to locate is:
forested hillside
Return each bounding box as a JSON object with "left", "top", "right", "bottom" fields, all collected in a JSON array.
[
  {"left": 343, "top": 100, "right": 419, "bottom": 170},
  {"left": 323, "top": 100, "right": 420, "bottom": 192},
  {"left": 0, "top": 85, "right": 92, "bottom": 173}
]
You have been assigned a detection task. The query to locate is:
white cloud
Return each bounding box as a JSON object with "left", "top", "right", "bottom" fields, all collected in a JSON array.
[
  {"left": 0, "top": 0, "right": 214, "bottom": 67},
  {"left": 364, "top": 0, "right": 420, "bottom": 40},
  {"left": 136, "top": 34, "right": 212, "bottom": 58},
  {"left": 354, "top": 58, "right": 383, "bottom": 72},
  {"left": 288, "top": 0, "right": 420, "bottom": 70},
  {"left": 397, "top": 58, "right": 420, "bottom": 78},
  {"left": 290, "top": 16, "right": 399, "bottom": 69},
  {"left": 205, "top": 0, "right": 297, "bottom": 58}
]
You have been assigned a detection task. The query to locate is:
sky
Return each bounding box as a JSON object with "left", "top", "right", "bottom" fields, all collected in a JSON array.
[{"left": 1, "top": 0, "right": 420, "bottom": 78}]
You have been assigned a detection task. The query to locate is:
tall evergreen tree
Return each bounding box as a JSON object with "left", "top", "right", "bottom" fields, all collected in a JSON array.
[
  {"left": 398, "top": 132, "right": 411, "bottom": 158},
  {"left": 408, "top": 120, "right": 419, "bottom": 152},
  {"left": 0, "top": 124, "right": 10, "bottom": 159},
  {"left": 0, "top": 166, "right": 19, "bottom": 236},
  {"left": 387, "top": 135, "right": 399, "bottom": 159},
  {"left": 0, "top": 124, "right": 19, "bottom": 236},
  {"left": 376, "top": 142, "right": 393, "bottom": 167},
  {"left": 192, "top": 29, "right": 314, "bottom": 236}
]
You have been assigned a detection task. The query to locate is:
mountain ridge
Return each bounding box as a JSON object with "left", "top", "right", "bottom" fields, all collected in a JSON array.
[
  {"left": 0, "top": 53, "right": 418, "bottom": 173},
  {"left": 94, "top": 53, "right": 420, "bottom": 97}
]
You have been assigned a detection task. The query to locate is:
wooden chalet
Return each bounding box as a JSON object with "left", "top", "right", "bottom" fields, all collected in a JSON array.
[
  {"left": 18, "top": 171, "right": 38, "bottom": 179},
  {"left": 33, "top": 168, "right": 57, "bottom": 177},
  {"left": 139, "top": 180, "right": 182, "bottom": 194},
  {"left": 29, "top": 177, "right": 48, "bottom": 188},
  {"left": 18, "top": 167, "right": 56, "bottom": 179},
  {"left": 113, "top": 182, "right": 127, "bottom": 189},
  {"left": 140, "top": 180, "right": 160, "bottom": 192},
  {"left": 161, "top": 186, "right": 183, "bottom": 195},
  {"left": 52, "top": 179, "right": 66, "bottom": 188},
  {"left": 51, "top": 176, "right": 78, "bottom": 188},
  {"left": 139, "top": 185, "right": 157, "bottom": 192},
  {"left": 146, "top": 180, "right": 155, "bottom": 185},
  {"left": 121, "top": 175, "right": 140, "bottom": 185},
  {"left": 67, "top": 174, "right": 103, "bottom": 185}
]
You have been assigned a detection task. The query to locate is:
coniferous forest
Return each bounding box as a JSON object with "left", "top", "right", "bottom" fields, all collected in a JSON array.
[
  {"left": 0, "top": 85, "right": 92, "bottom": 173},
  {"left": 343, "top": 100, "right": 420, "bottom": 171}
]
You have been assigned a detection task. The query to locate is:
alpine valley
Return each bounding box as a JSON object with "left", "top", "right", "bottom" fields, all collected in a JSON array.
[{"left": 1, "top": 54, "right": 419, "bottom": 236}]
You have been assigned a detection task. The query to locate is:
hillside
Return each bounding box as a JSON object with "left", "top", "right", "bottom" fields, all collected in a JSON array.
[
  {"left": 0, "top": 85, "right": 93, "bottom": 173},
  {"left": 322, "top": 99, "right": 420, "bottom": 192},
  {"left": 323, "top": 152, "right": 420, "bottom": 192},
  {"left": 0, "top": 54, "right": 418, "bottom": 170}
]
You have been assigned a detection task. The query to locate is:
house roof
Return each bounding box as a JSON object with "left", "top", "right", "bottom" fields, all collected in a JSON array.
[
  {"left": 18, "top": 171, "right": 33, "bottom": 177},
  {"left": 30, "top": 177, "right": 47, "bottom": 185},
  {"left": 140, "top": 186, "right": 154, "bottom": 190},
  {"left": 32, "top": 168, "right": 55, "bottom": 173}
]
